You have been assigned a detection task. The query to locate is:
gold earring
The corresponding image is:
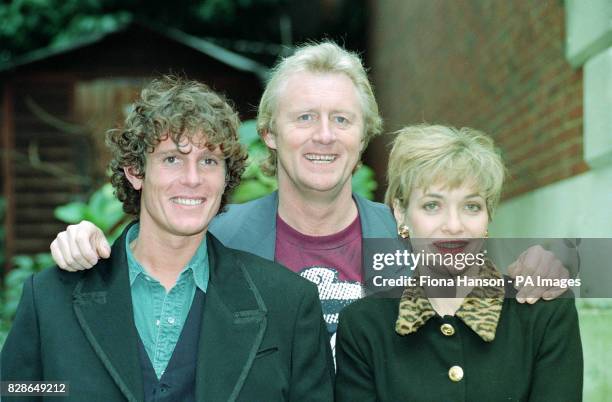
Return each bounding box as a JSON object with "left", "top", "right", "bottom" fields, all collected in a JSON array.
[{"left": 398, "top": 224, "right": 410, "bottom": 239}]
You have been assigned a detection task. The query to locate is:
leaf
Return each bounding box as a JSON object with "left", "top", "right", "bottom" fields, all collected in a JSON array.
[
  {"left": 231, "top": 180, "right": 274, "bottom": 204},
  {"left": 54, "top": 202, "right": 88, "bottom": 224},
  {"left": 5, "top": 262, "right": 33, "bottom": 288},
  {"left": 238, "top": 119, "right": 259, "bottom": 147},
  {"left": 10, "top": 255, "right": 35, "bottom": 272},
  {"left": 33, "top": 253, "right": 54, "bottom": 271},
  {"left": 87, "top": 183, "right": 124, "bottom": 232},
  {"left": 352, "top": 165, "right": 378, "bottom": 200},
  {"left": 248, "top": 141, "right": 268, "bottom": 161}
]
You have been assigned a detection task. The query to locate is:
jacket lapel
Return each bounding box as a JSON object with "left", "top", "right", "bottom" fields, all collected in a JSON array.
[
  {"left": 353, "top": 193, "right": 397, "bottom": 238},
  {"left": 213, "top": 192, "right": 278, "bottom": 260},
  {"left": 196, "top": 234, "right": 267, "bottom": 402},
  {"left": 73, "top": 225, "right": 144, "bottom": 402}
]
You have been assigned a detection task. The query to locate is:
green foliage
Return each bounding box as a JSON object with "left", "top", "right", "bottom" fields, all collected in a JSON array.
[
  {"left": 0, "top": 0, "right": 105, "bottom": 62},
  {"left": 54, "top": 183, "right": 126, "bottom": 242},
  {"left": 0, "top": 253, "right": 54, "bottom": 347},
  {"left": 351, "top": 164, "right": 378, "bottom": 200},
  {"left": 0, "top": 197, "right": 5, "bottom": 266},
  {"left": 0, "top": 0, "right": 288, "bottom": 63},
  {"left": 231, "top": 120, "right": 378, "bottom": 203},
  {"left": 232, "top": 120, "right": 277, "bottom": 203},
  {"left": 52, "top": 11, "right": 132, "bottom": 48},
  {"left": 0, "top": 196, "right": 6, "bottom": 346}
]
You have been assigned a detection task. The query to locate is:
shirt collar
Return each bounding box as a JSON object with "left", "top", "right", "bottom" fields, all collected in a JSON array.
[
  {"left": 395, "top": 260, "right": 504, "bottom": 342},
  {"left": 125, "top": 223, "right": 209, "bottom": 292}
]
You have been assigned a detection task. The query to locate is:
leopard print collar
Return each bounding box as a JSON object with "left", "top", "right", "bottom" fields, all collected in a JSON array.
[{"left": 395, "top": 261, "right": 505, "bottom": 342}]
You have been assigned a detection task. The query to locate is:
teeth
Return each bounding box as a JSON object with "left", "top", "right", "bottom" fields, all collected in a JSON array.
[
  {"left": 305, "top": 154, "right": 336, "bottom": 163},
  {"left": 173, "top": 198, "right": 203, "bottom": 206},
  {"left": 437, "top": 242, "right": 466, "bottom": 249}
]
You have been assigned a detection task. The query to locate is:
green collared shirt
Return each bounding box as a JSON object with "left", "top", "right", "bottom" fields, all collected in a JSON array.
[{"left": 126, "top": 223, "right": 209, "bottom": 379}]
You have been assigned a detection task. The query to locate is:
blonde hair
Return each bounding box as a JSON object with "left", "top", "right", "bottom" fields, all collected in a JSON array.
[
  {"left": 257, "top": 41, "right": 383, "bottom": 175},
  {"left": 385, "top": 124, "right": 506, "bottom": 218}
]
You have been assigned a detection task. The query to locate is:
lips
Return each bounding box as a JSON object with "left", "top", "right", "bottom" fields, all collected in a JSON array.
[
  {"left": 171, "top": 197, "right": 205, "bottom": 206},
  {"left": 304, "top": 153, "right": 337, "bottom": 164},
  {"left": 433, "top": 240, "right": 469, "bottom": 254}
]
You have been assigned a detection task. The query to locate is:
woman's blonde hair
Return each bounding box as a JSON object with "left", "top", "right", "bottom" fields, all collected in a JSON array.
[{"left": 384, "top": 124, "right": 506, "bottom": 219}]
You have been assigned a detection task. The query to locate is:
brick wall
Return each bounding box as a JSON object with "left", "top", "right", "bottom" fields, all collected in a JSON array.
[{"left": 367, "top": 0, "right": 587, "bottom": 200}]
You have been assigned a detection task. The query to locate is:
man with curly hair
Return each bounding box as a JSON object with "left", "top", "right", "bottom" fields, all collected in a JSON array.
[{"left": 1, "top": 76, "right": 334, "bottom": 401}]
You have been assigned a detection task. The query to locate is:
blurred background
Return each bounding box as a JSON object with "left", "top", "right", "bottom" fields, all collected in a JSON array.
[{"left": 1, "top": 0, "right": 610, "bottom": 399}]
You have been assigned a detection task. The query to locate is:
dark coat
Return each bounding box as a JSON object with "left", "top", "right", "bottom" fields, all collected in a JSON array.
[
  {"left": 335, "top": 293, "right": 583, "bottom": 402},
  {"left": 1, "top": 226, "right": 334, "bottom": 402}
]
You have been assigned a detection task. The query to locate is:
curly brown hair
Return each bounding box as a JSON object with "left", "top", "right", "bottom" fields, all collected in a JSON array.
[{"left": 107, "top": 75, "right": 247, "bottom": 216}]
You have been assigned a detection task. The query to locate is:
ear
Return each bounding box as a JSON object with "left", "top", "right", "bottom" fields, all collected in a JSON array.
[
  {"left": 261, "top": 129, "right": 277, "bottom": 150},
  {"left": 392, "top": 199, "right": 406, "bottom": 225},
  {"left": 124, "top": 166, "right": 143, "bottom": 191},
  {"left": 359, "top": 136, "right": 367, "bottom": 154}
]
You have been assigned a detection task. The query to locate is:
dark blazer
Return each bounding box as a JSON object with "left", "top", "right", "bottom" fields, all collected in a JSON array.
[
  {"left": 335, "top": 293, "right": 583, "bottom": 402},
  {"left": 1, "top": 226, "right": 334, "bottom": 402}
]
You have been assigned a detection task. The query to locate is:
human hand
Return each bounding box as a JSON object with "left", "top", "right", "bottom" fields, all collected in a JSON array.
[
  {"left": 50, "top": 221, "right": 111, "bottom": 271},
  {"left": 507, "top": 245, "right": 569, "bottom": 304}
]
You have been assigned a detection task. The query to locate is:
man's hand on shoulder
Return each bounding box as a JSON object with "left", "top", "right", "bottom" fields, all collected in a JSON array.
[
  {"left": 50, "top": 221, "right": 111, "bottom": 271},
  {"left": 507, "top": 245, "right": 570, "bottom": 304}
]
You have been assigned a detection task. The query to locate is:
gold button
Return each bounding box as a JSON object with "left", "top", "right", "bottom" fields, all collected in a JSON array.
[
  {"left": 440, "top": 323, "right": 455, "bottom": 336},
  {"left": 448, "top": 366, "right": 464, "bottom": 382}
]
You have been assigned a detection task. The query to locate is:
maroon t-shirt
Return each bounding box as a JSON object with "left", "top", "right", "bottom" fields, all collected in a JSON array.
[{"left": 274, "top": 214, "right": 363, "bottom": 336}]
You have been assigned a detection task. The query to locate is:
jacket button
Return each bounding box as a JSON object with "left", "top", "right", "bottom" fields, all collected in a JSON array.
[
  {"left": 448, "top": 365, "right": 464, "bottom": 382},
  {"left": 440, "top": 323, "right": 455, "bottom": 336}
]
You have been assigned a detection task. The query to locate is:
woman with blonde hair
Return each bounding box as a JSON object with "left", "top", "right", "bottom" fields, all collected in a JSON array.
[{"left": 335, "top": 124, "right": 582, "bottom": 401}]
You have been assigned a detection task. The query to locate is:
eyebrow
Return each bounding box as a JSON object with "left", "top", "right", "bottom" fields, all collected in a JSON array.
[
  {"left": 422, "top": 193, "right": 483, "bottom": 199},
  {"left": 287, "top": 108, "right": 316, "bottom": 115},
  {"left": 331, "top": 110, "right": 357, "bottom": 117},
  {"left": 155, "top": 147, "right": 222, "bottom": 157},
  {"left": 155, "top": 150, "right": 179, "bottom": 157},
  {"left": 288, "top": 109, "right": 358, "bottom": 117}
]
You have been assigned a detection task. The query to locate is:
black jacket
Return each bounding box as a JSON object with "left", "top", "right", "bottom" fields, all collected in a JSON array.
[{"left": 2, "top": 225, "right": 334, "bottom": 401}]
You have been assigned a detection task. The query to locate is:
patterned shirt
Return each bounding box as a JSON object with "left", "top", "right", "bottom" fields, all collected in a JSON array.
[{"left": 275, "top": 214, "right": 363, "bottom": 364}]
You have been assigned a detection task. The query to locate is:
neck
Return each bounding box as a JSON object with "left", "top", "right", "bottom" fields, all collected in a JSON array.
[
  {"left": 132, "top": 220, "right": 205, "bottom": 290},
  {"left": 277, "top": 180, "right": 358, "bottom": 236}
]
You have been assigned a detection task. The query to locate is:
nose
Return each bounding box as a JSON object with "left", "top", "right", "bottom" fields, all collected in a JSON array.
[
  {"left": 442, "top": 209, "right": 464, "bottom": 235},
  {"left": 180, "top": 160, "right": 202, "bottom": 187},
  {"left": 312, "top": 117, "right": 335, "bottom": 145}
]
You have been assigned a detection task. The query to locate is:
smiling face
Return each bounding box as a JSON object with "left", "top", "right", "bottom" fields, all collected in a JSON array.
[
  {"left": 125, "top": 135, "right": 226, "bottom": 239},
  {"left": 394, "top": 182, "right": 489, "bottom": 274},
  {"left": 262, "top": 71, "right": 364, "bottom": 199}
]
